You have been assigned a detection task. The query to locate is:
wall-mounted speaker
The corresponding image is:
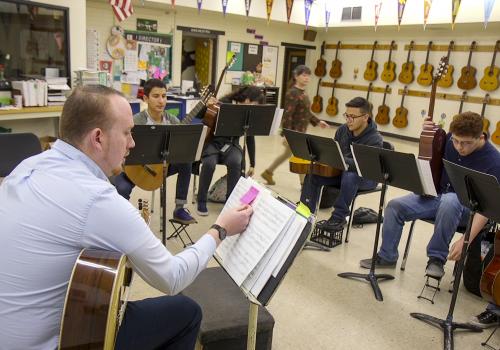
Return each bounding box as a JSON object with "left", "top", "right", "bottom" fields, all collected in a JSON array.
[{"left": 303, "top": 29, "right": 317, "bottom": 42}]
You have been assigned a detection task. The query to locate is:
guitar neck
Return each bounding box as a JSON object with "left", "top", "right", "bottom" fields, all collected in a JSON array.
[
  {"left": 424, "top": 42, "right": 432, "bottom": 68},
  {"left": 405, "top": 41, "right": 413, "bottom": 63},
  {"left": 370, "top": 42, "right": 377, "bottom": 61},
  {"left": 382, "top": 86, "right": 389, "bottom": 105},
  {"left": 466, "top": 42, "right": 476, "bottom": 69},
  {"left": 488, "top": 41, "right": 500, "bottom": 74},
  {"left": 458, "top": 92, "right": 467, "bottom": 114},
  {"left": 335, "top": 41, "right": 341, "bottom": 60},
  {"left": 387, "top": 41, "right": 395, "bottom": 63},
  {"left": 481, "top": 95, "right": 490, "bottom": 117},
  {"left": 316, "top": 80, "right": 321, "bottom": 95}
]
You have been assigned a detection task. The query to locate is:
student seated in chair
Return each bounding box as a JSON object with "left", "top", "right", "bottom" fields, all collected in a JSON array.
[
  {"left": 114, "top": 78, "right": 196, "bottom": 224},
  {"left": 196, "top": 86, "right": 263, "bottom": 216},
  {"left": 0, "top": 85, "right": 253, "bottom": 350},
  {"left": 299, "top": 97, "right": 383, "bottom": 232},
  {"left": 360, "top": 112, "right": 500, "bottom": 279}
]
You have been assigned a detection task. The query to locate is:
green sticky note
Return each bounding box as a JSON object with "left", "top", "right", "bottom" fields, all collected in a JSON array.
[{"left": 296, "top": 202, "right": 311, "bottom": 218}]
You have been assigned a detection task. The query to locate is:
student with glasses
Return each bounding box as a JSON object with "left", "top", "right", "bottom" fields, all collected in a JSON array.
[
  {"left": 361, "top": 112, "right": 500, "bottom": 279},
  {"left": 299, "top": 97, "right": 383, "bottom": 232}
]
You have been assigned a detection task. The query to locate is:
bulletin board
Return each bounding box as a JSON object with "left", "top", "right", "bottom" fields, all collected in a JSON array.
[{"left": 225, "top": 41, "right": 278, "bottom": 86}]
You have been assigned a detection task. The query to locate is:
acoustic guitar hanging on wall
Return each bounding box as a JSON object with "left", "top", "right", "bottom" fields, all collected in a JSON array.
[
  {"left": 457, "top": 41, "right": 478, "bottom": 90},
  {"left": 399, "top": 40, "right": 415, "bottom": 84},
  {"left": 381, "top": 41, "right": 397, "bottom": 83},
  {"left": 480, "top": 94, "right": 491, "bottom": 136},
  {"left": 325, "top": 80, "right": 338, "bottom": 117},
  {"left": 375, "top": 85, "right": 391, "bottom": 125},
  {"left": 479, "top": 40, "right": 500, "bottom": 92},
  {"left": 311, "top": 78, "right": 323, "bottom": 113},
  {"left": 363, "top": 41, "right": 378, "bottom": 81},
  {"left": 393, "top": 86, "right": 409, "bottom": 128},
  {"left": 314, "top": 41, "right": 327, "bottom": 77},
  {"left": 329, "top": 41, "right": 342, "bottom": 79},
  {"left": 416, "top": 41, "right": 434, "bottom": 87},
  {"left": 437, "top": 41, "right": 455, "bottom": 88}
]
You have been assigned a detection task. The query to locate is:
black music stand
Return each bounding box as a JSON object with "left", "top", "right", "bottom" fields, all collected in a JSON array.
[
  {"left": 283, "top": 129, "right": 348, "bottom": 252},
  {"left": 410, "top": 160, "right": 500, "bottom": 350},
  {"left": 126, "top": 124, "right": 206, "bottom": 244},
  {"left": 215, "top": 103, "right": 276, "bottom": 175},
  {"left": 338, "top": 144, "right": 437, "bottom": 301}
]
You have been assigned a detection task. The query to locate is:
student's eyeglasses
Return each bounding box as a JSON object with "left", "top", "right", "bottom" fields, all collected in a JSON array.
[
  {"left": 450, "top": 136, "right": 478, "bottom": 147},
  {"left": 343, "top": 113, "right": 366, "bottom": 121}
]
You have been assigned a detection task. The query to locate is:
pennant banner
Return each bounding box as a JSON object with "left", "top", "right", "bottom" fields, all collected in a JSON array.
[
  {"left": 374, "top": 2, "right": 382, "bottom": 31},
  {"left": 109, "top": 0, "right": 134, "bottom": 22},
  {"left": 304, "top": 0, "right": 313, "bottom": 29},
  {"left": 452, "top": 0, "right": 461, "bottom": 29},
  {"left": 245, "top": 0, "right": 251, "bottom": 18},
  {"left": 171, "top": 0, "right": 175, "bottom": 8},
  {"left": 423, "top": 0, "right": 432, "bottom": 29},
  {"left": 286, "top": 0, "right": 294, "bottom": 24},
  {"left": 325, "top": 0, "right": 332, "bottom": 31},
  {"left": 197, "top": 0, "right": 202, "bottom": 14},
  {"left": 222, "top": 0, "right": 229, "bottom": 16},
  {"left": 398, "top": 0, "right": 407, "bottom": 29},
  {"left": 266, "top": 0, "right": 273, "bottom": 23},
  {"left": 484, "top": 0, "right": 496, "bottom": 28}
]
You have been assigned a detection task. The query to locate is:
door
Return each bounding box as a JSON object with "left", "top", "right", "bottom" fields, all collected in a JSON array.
[{"left": 281, "top": 48, "right": 306, "bottom": 108}]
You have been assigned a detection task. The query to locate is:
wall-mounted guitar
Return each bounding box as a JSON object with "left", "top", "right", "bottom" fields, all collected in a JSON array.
[
  {"left": 418, "top": 56, "right": 449, "bottom": 192},
  {"left": 311, "top": 78, "right": 323, "bottom": 113},
  {"left": 480, "top": 94, "right": 491, "bottom": 136},
  {"left": 399, "top": 40, "right": 415, "bottom": 84},
  {"left": 437, "top": 41, "right": 455, "bottom": 88},
  {"left": 329, "top": 41, "right": 342, "bottom": 79},
  {"left": 457, "top": 41, "right": 478, "bottom": 90},
  {"left": 479, "top": 40, "right": 500, "bottom": 92},
  {"left": 375, "top": 85, "right": 391, "bottom": 125},
  {"left": 491, "top": 121, "right": 500, "bottom": 146},
  {"left": 416, "top": 41, "right": 434, "bottom": 86},
  {"left": 392, "top": 86, "right": 409, "bottom": 128},
  {"left": 315, "top": 41, "right": 327, "bottom": 77},
  {"left": 381, "top": 40, "right": 397, "bottom": 83},
  {"left": 363, "top": 41, "right": 378, "bottom": 81},
  {"left": 325, "top": 79, "right": 338, "bottom": 117}
]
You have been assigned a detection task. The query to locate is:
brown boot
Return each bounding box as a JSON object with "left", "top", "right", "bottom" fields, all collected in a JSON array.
[{"left": 261, "top": 170, "right": 276, "bottom": 185}]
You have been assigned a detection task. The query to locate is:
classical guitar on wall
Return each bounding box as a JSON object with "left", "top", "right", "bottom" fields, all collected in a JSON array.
[
  {"left": 437, "top": 41, "right": 455, "bottom": 88},
  {"left": 398, "top": 40, "right": 415, "bottom": 84},
  {"left": 480, "top": 94, "right": 491, "bottom": 136},
  {"left": 393, "top": 86, "right": 409, "bottom": 128},
  {"left": 457, "top": 41, "right": 478, "bottom": 90},
  {"left": 311, "top": 78, "right": 323, "bottom": 113},
  {"left": 314, "top": 41, "right": 327, "bottom": 77},
  {"left": 479, "top": 40, "right": 500, "bottom": 92},
  {"left": 363, "top": 41, "right": 378, "bottom": 81},
  {"left": 375, "top": 85, "right": 391, "bottom": 125},
  {"left": 381, "top": 41, "right": 397, "bottom": 83},
  {"left": 329, "top": 41, "right": 342, "bottom": 79},
  {"left": 491, "top": 121, "right": 500, "bottom": 146},
  {"left": 325, "top": 79, "right": 338, "bottom": 117},
  {"left": 416, "top": 41, "right": 434, "bottom": 87}
]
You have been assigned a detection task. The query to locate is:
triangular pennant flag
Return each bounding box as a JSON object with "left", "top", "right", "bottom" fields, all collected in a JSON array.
[
  {"left": 197, "top": 0, "right": 203, "bottom": 14},
  {"left": 325, "top": 0, "right": 332, "bottom": 31},
  {"left": 374, "top": 1, "right": 383, "bottom": 31},
  {"left": 222, "top": 0, "right": 229, "bottom": 16},
  {"left": 286, "top": 0, "right": 294, "bottom": 24},
  {"left": 398, "top": 0, "right": 407, "bottom": 30},
  {"left": 452, "top": 0, "right": 461, "bottom": 29},
  {"left": 266, "top": 0, "right": 274, "bottom": 23},
  {"left": 484, "top": 0, "right": 496, "bottom": 28},
  {"left": 304, "top": 0, "right": 313, "bottom": 29},
  {"left": 109, "top": 0, "right": 134, "bottom": 22},
  {"left": 423, "top": 0, "right": 432, "bottom": 30},
  {"left": 245, "top": 0, "right": 251, "bottom": 18},
  {"left": 171, "top": 0, "right": 175, "bottom": 8}
]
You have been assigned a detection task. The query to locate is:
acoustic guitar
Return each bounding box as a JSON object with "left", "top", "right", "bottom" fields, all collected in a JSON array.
[
  {"left": 381, "top": 41, "right": 397, "bottom": 83},
  {"left": 480, "top": 229, "right": 500, "bottom": 305},
  {"left": 289, "top": 156, "right": 341, "bottom": 178},
  {"left": 457, "top": 41, "right": 478, "bottom": 90},
  {"left": 314, "top": 41, "right": 327, "bottom": 77},
  {"left": 418, "top": 56, "right": 449, "bottom": 193},
  {"left": 479, "top": 40, "right": 500, "bottom": 92},
  {"left": 375, "top": 85, "right": 391, "bottom": 125},
  {"left": 491, "top": 121, "right": 500, "bottom": 146},
  {"left": 417, "top": 41, "right": 434, "bottom": 87},
  {"left": 325, "top": 79, "right": 338, "bottom": 117},
  {"left": 437, "top": 41, "right": 455, "bottom": 88},
  {"left": 393, "top": 86, "right": 409, "bottom": 128},
  {"left": 480, "top": 94, "right": 491, "bottom": 136},
  {"left": 398, "top": 40, "right": 415, "bottom": 84},
  {"left": 329, "top": 41, "right": 342, "bottom": 79},
  {"left": 363, "top": 41, "right": 378, "bottom": 81},
  {"left": 311, "top": 78, "right": 323, "bottom": 113}
]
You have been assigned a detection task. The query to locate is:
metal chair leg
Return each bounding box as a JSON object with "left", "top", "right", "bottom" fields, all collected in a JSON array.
[
  {"left": 192, "top": 174, "right": 197, "bottom": 205},
  {"left": 401, "top": 220, "right": 416, "bottom": 271},
  {"left": 344, "top": 195, "right": 358, "bottom": 243}
]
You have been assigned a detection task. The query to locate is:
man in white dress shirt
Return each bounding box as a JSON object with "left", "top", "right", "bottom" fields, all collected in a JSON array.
[{"left": 0, "top": 85, "right": 252, "bottom": 350}]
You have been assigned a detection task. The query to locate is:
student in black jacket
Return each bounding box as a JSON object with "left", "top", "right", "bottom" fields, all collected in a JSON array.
[{"left": 300, "top": 97, "right": 383, "bottom": 232}]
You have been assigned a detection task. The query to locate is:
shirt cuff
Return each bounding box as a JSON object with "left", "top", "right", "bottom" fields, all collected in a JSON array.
[{"left": 197, "top": 232, "right": 217, "bottom": 255}]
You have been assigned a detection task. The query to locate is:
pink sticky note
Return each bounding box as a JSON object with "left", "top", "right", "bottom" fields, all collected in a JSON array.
[{"left": 240, "top": 186, "right": 259, "bottom": 205}]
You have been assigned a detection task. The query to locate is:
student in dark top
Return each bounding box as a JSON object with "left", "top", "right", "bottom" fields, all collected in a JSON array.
[
  {"left": 300, "top": 97, "right": 383, "bottom": 232},
  {"left": 361, "top": 112, "right": 500, "bottom": 279},
  {"left": 196, "top": 86, "right": 264, "bottom": 216}
]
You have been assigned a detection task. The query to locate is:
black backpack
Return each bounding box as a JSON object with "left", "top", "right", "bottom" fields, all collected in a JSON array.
[{"left": 352, "top": 207, "right": 382, "bottom": 227}]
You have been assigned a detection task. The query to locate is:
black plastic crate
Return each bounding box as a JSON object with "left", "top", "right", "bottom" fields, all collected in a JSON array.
[{"left": 310, "top": 220, "right": 343, "bottom": 248}]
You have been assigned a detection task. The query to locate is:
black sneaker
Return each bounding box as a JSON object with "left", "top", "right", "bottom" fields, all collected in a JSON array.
[
  {"left": 359, "top": 255, "right": 397, "bottom": 269},
  {"left": 425, "top": 257, "right": 445, "bottom": 279},
  {"left": 317, "top": 217, "right": 347, "bottom": 232},
  {"left": 469, "top": 310, "right": 499, "bottom": 329}
]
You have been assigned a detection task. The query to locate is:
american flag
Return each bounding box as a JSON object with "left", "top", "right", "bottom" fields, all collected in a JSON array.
[{"left": 109, "top": 0, "right": 134, "bottom": 22}]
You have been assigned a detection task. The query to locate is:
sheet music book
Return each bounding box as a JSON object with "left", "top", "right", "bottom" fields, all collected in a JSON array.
[{"left": 215, "top": 177, "right": 312, "bottom": 305}]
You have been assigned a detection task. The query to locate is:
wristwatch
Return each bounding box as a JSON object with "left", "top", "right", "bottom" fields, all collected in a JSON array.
[{"left": 210, "top": 224, "right": 227, "bottom": 241}]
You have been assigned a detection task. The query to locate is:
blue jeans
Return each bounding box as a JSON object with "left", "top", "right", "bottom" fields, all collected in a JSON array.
[
  {"left": 115, "top": 295, "right": 201, "bottom": 350},
  {"left": 378, "top": 192, "right": 470, "bottom": 263},
  {"left": 300, "top": 171, "right": 377, "bottom": 220},
  {"left": 114, "top": 163, "right": 192, "bottom": 205}
]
